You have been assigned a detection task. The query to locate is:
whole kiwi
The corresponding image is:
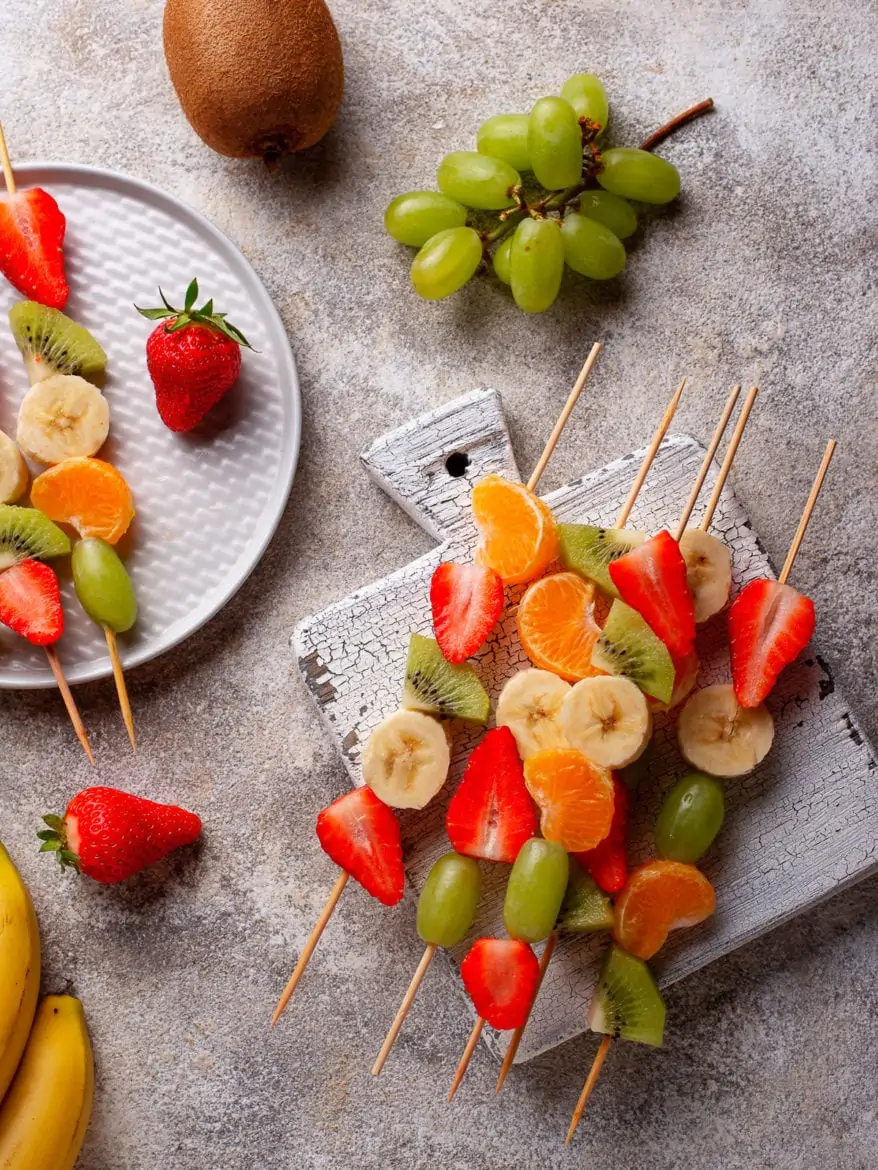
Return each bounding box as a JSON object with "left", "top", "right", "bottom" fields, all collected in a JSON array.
[{"left": 163, "top": 0, "right": 344, "bottom": 161}]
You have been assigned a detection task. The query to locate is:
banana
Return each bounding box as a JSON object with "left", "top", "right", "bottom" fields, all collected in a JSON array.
[
  {"left": 679, "top": 529, "right": 732, "bottom": 624},
  {"left": 560, "top": 675, "right": 653, "bottom": 769},
  {"left": 496, "top": 668, "right": 571, "bottom": 760},
  {"left": 0, "top": 844, "right": 41, "bottom": 1104},
  {"left": 17, "top": 374, "right": 109, "bottom": 465},
  {"left": 0, "top": 433, "right": 28, "bottom": 505},
  {"left": 677, "top": 683, "right": 774, "bottom": 777},
  {"left": 362, "top": 709, "right": 450, "bottom": 809},
  {"left": 0, "top": 995, "right": 94, "bottom": 1170}
]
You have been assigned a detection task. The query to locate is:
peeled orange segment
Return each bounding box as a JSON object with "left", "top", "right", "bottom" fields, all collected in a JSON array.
[
  {"left": 612, "top": 859, "right": 716, "bottom": 960},
  {"left": 30, "top": 457, "right": 134, "bottom": 545},
  {"left": 517, "top": 571, "right": 604, "bottom": 681},
  {"left": 523, "top": 747, "right": 614, "bottom": 852},
  {"left": 471, "top": 474, "right": 558, "bottom": 585}
]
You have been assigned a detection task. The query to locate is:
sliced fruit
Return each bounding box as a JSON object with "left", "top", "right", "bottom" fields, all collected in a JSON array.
[
  {"left": 430, "top": 561, "right": 504, "bottom": 664},
  {"left": 655, "top": 772, "right": 725, "bottom": 864},
  {"left": 651, "top": 649, "right": 699, "bottom": 713},
  {"left": 517, "top": 571, "right": 603, "bottom": 681},
  {"left": 560, "top": 676, "right": 652, "bottom": 769},
  {"left": 0, "top": 559, "right": 63, "bottom": 645},
  {"left": 361, "top": 709, "right": 450, "bottom": 810},
  {"left": 728, "top": 578, "right": 816, "bottom": 708},
  {"left": 401, "top": 632, "right": 490, "bottom": 724},
  {"left": 72, "top": 538, "right": 137, "bottom": 634},
  {"left": 0, "top": 432, "right": 28, "bottom": 504},
  {"left": 504, "top": 837, "right": 569, "bottom": 943},
  {"left": 446, "top": 726, "right": 537, "bottom": 863},
  {"left": 557, "top": 523, "right": 646, "bottom": 597},
  {"left": 471, "top": 474, "right": 558, "bottom": 585},
  {"left": 315, "top": 787, "right": 404, "bottom": 906},
  {"left": 496, "top": 668, "right": 571, "bottom": 760},
  {"left": 588, "top": 944, "right": 665, "bottom": 1047},
  {"left": 461, "top": 938, "right": 541, "bottom": 1030},
  {"left": 0, "top": 187, "right": 68, "bottom": 308},
  {"left": 590, "top": 599, "right": 675, "bottom": 704},
  {"left": 556, "top": 859, "right": 614, "bottom": 933},
  {"left": 8, "top": 301, "right": 107, "bottom": 385},
  {"left": 679, "top": 528, "right": 732, "bottom": 624},
  {"left": 30, "top": 457, "right": 134, "bottom": 544},
  {"left": 17, "top": 374, "right": 110, "bottom": 465},
  {"left": 677, "top": 683, "right": 774, "bottom": 778},
  {"left": 0, "top": 504, "right": 70, "bottom": 572},
  {"left": 417, "top": 852, "right": 481, "bottom": 948},
  {"left": 612, "top": 859, "right": 716, "bottom": 960},
  {"left": 608, "top": 529, "right": 696, "bottom": 658},
  {"left": 575, "top": 774, "right": 629, "bottom": 894},
  {"left": 523, "top": 748, "right": 615, "bottom": 853}
]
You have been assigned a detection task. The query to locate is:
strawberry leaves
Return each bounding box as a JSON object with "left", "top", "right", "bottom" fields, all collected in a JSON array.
[{"left": 135, "top": 278, "right": 254, "bottom": 348}]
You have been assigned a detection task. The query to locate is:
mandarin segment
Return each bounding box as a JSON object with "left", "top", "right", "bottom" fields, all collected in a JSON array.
[
  {"left": 31, "top": 457, "right": 134, "bottom": 544},
  {"left": 517, "top": 571, "right": 603, "bottom": 681},
  {"left": 472, "top": 474, "right": 558, "bottom": 585},
  {"left": 612, "top": 859, "right": 716, "bottom": 960},
  {"left": 522, "top": 747, "right": 614, "bottom": 852}
]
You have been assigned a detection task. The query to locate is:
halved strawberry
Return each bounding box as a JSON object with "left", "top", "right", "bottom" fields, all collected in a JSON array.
[
  {"left": 460, "top": 937, "right": 540, "bottom": 1030},
  {"left": 0, "top": 559, "right": 63, "bottom": 645},
  {"left": 609, "top": 530, "right": 695, "bottom": 658},
  {"left": 574, "top": 774, "right": 629, "bottom": 894},
  {"left": 430, "top": 561, "right": 504, "bottom": 664},
  {"left": 0, "top": 188, "right": 68, "bottom": 308},
  {"left": 728, "top": 578, "right": 815, "bottom": 708},
  {"left": 446, "top": 727, "right": 538, "bottom": 863},
  {"left": 316, "top": 787, "right": 405, "bottom": 906}
]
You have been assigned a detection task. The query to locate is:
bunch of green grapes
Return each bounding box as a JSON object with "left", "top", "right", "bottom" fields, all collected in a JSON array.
[{"left": 384, "top": 74, "right": 685, "bottom": 313}]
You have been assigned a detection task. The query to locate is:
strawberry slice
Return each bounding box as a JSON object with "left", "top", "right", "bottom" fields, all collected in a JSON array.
[
  {"left": 574, "top": 774, "right": 629, "bottom": 894},
  {"left": 0, "top": 559, "right": 63, "bottom": 645},
  {"left": 0, "top": 188, "right": 68, "bottom": 308},
  {"left": 316, "top": 787, "right": 405, "bottom": 906},
  {"left": 460, "top": 938, "right": 540, "bottom": 1030},
  {"left": 430, "top": 561, "right": 504, "bottom": 664},
  {"left": 609, "top": 529, "right": 695, "bottom": 658},
  {"left": 446, "top": 727, "right": 538, "bottom": 863},
  {"left": 728, "top": 578, "right": 815, "bottom": 707}
]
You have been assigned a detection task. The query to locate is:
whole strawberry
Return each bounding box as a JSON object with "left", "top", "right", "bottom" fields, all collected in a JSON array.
[
  {"left": 38, "top": 786, "right": 202, "bottom": 884},
  {"left": 135, "top": 279, "right": 252, "bottom": 433}
]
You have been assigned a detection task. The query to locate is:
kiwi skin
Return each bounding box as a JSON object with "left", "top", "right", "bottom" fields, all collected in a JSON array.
[
  {"left": 402, "top": 633, "right": 490, "bottom": 725},
  {"left": 588, "top": 943, "right": 665, "bottom": 1047},
  {"left": 9, "top": 302, "right": 107, "bottom": 386}
]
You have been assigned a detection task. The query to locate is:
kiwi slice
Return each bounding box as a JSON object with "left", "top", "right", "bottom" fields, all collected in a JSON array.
[
  {"left": 0, "top": 505, "right": 71, "bottom": 572},
  {"left": 402, "top": 633, "right": 490, "bottom": 724},
  {"left": 9, "top": 301, "right": 107, "bottom": 386},
  {"left": 588, "top": 944, "right": 666, "bottom": 1047},
  {"left": 591, "top": 599, "right": 674, "bottom": 705},
  {"left": 558, "top": 524, "right": 646, "bottom": 596},
  {"left": 556, "top": 861, "right": 614, "bottom": 933}
]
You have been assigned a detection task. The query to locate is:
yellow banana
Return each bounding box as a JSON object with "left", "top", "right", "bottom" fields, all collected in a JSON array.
[
  {"left": 0, "top": 844, "right": 40, "bottom": 1103},
  {"left": 0, "top": 996, "right": 94, "bottom": 1170}
]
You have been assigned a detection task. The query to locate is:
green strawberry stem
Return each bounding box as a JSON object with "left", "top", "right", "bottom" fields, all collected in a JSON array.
[
  {"left": 37, "top": 813, "right": 80, "bottom": 872},
  {"left": 135, "top": 278, "right": 254, "bottom": 348}
]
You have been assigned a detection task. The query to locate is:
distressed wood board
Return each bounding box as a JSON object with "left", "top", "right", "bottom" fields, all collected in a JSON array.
[{"left": 293, "top": 389, "right": 878, "bottom": 1064}]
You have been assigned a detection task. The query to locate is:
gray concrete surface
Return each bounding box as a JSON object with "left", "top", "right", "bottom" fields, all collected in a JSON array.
[{"left": 1, "top": 1, "right": 876, "bottom": 1167}]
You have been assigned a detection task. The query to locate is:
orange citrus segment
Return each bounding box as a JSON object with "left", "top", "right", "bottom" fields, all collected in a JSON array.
[
  {"left": 31, "top": 457, "right": 135, "bottom": 544},
  {"left": 523, "top": 747, "right": 614, "bottom": 852},
  {"left": 612, "top": 859, "right": 716, "bottom": 960},
  {"left": 517, "top": 571, "right": 603, "bottom": 681},
  {"left": 472, "top": 474, "right": 558, "bottom": 585}
]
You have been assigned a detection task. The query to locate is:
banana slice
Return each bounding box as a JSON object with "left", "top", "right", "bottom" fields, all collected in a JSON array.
[
  {"left": 679, "top": 529, "right": 732, "bottom": 624},
  {"left": 361, "top": 709, "right": 450, "bottom": 809},
  {"left": 17, "top": 373, "right": 110, "bottom": 465},
  {"left": 496, "top": 668, "right": 571, "bottom": 760},
  {"left": 560, "top": 675, "right": 652, "bottom": 769},
  {"left": 677, "top": 683, "right": 774, "bottom": 777},
  {"left": 0, "top": 430, "right": 28, "bottom": 504}
]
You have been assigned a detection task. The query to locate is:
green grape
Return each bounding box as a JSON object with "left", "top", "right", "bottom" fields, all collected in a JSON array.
[
  {"left": 437, "top": 151, "right": 520, "bottom": 210},
  {"left": 655, "top": 772, "right": 725, "bottom": 863},
  {"left": 476, "top": 114, "right": 531, "bottom": 172},
  {"left": 560, "top": 73, "right": 609, "bottom": 130},
  {"left": 561, "top": 212, "right": 626, "bottom": 280},
  {"left": 503, "top": 838, "right": 569, "bottom": 943},
  {"left": 416, "top": 852, "right": 482, "bottom": 947},
  {"left": 410, "top": 227, "right": 483, "bottom": 300},
  {"left": 576, "top": 189, "right": 638, "bottom": 240},
  {"left": 72, "top": 538, "right": 137, "bottom": 633},
  {"left": 510, "top": 217, "right": 565, "bottom": 313},
  {"left": 492, "top": 236, "right": 512, "bottom": 284},
  {"left": 527, "top": 97, "right": 583, "bottom": 191},
  {"left": 597, "top": 147, "right": 680, "bottom": 204},
  {"left": 384, "top": 191, "right": 468, "bottom": 247}
]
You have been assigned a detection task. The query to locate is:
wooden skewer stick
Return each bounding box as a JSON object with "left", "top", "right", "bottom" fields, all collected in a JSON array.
[
  {"left": 699, "top": 386, "right": 759, "bottom": 531},
  {"left": 271, "top": 870, "right": 349, "bottom": 1026},
  {"left": 372, "top": 943, "right": 437, "bottom": 1076},
  {"left": 565, "top": 1034, "right": 613, "bottom": 1146},
  {"left": 527, "top": 342, "right": 603, "bottom": 493},
  {"left": 104, "top": 628, "right": 136, "bottom": 751},
  {"left": 43, "top": 646, "right": 94, "bottom": 765},
  {"left": 0, "top": 122, "right": 16, "bottom": 195},
  {"left": 448, "top": 1016, "right": 485, "bottom": 1102},
  {"left": 779, "top": 440, "right": 836, "bottom": 584},
  {"left": 615, "top": 377, "right": 687, "bottom": 528},
  {"left": 673, "top": 385, "right": 741, "bottom": 541},
  {"left": 495, "top": 930, "right": 557, "bottom": 1093}
]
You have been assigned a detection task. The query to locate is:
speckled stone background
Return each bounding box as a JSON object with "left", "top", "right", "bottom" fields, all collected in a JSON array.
[{"left": 1, "top": 2, "right": 876, "bottom": 1168}]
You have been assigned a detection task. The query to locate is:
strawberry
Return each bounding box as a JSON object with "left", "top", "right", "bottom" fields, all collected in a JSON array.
[
  {"left": 38, "top": 786, "right": 202, "bottom": 884},
  {"left": 136, "top": 279, "right": 252, "bottom": 433},
  {"left": 430, "top": 562, "right": 504, "bottom": 664},
  {"left": 609, "top": 529, "right": 696, "bottom": 658},
  {"left": 316, "top": 787, "right": 405, "bottom": 906},
  {"left": 0, "top": 559, "right": 63, "bottom": 645},
  {"left": 0, "top": 187, "right": 68, "bottom": 308},
  {"left": 460, "top": 938, "right": 540, "bottom": 1030},
  {"left": 728, "top": 578, "right": 815, "bottom": 708},
  {"left": 446, "top": 727, "right": 538, "bottom": 863},
  {"left": 575, "top": 774, "right": 629, "bottom": 894}
]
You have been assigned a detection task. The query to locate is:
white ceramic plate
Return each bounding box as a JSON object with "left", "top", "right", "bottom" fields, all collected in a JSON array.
[{"left": 0, "top": 163, "right": 300, "bottom": 688}]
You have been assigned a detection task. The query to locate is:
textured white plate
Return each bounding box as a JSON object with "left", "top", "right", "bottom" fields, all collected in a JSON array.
[{"left": 0, "top": 163, "right": 300, "bottom": 688}]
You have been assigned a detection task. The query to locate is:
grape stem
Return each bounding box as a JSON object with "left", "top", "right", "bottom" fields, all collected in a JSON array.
[{"left": 638, "top": 97, "right": 714, "bottom": 152}]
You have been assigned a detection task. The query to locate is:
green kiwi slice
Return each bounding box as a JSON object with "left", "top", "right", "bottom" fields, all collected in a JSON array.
[
  {"left": 588, "top": 944, "right": 666, "bottom": 1047},
  {"left": 558, "top": 524, "right": 646, "bottom": 596},
  {"left": 591, "top": 599, "right": 674, "bottom": 704},
  {"left": 556, "top": 861, "right": 614, "bottom": 933},
  {"left": 0, "top": 505, "right": 71, "bottom": 572},
  {"left": 402, "top": 633, "right": 490, "bottom": 724},
  {"left": 9, "top": 301, "right": 107, "bottom": 386}
]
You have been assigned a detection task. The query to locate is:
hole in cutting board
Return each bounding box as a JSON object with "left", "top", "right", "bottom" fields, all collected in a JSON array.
[{"left": 445, "top": 451, "right": 470, "bottom": 477}]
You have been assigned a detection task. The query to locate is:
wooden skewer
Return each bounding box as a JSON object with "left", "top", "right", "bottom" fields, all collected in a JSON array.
[
  {"left": 43, "top": 646, "right": 94, "bottom": 765},
  {"left": 673, "top": 385, "right": 741, "bottom": 541},
  {"left": 104, "top": 628, "right": 136, "bottom": 751},
  {"left": 699, "top": 386, "right": 759, "bottom": 531},
  {"left": 495, "top": 930, "right": 557, "bottom": 1092},
  {"left": 448, "top": 1016, "right": 485, "bottom": 1102},
  {"left": 372, "top": 943, "right": 437, "bottom": 1076},
  {"left": 271, "top": 870, "right": 349, "bottom": 1026},
  {"left": 0, "top": 122, "right": 16, "bottom": 195},
  {"left": 527, "top": 342, "right": 602, "bottom": 492},
  {"left": 615, "top": 377, "right": 687, "bottom": 528},
  {"left": 565, "top": 1034, "right": 613, "bottom": 1145},
  {"left": 779, "top": 440, "right": 836, "bottom": 584}
]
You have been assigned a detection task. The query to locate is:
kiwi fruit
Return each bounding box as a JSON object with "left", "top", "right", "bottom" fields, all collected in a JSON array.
[
  {"left": 402, "top": 633, "right": 490, "bottom": 725},
  {"left": 556, "top": 861, "right": 614, "bottom": 933},
  {"left": 588, "top": 943, "right": 666, "bottom": 1047},
  {"left": 0, "top": 505, "right": 71, "bottom": 572},
  {"left": 591, "top": 600, "right": 675, "bottom": 704},
  {"left": 558, "top": 524, "right": 646, "bottom": 596},
  {"left": 9, "top": 302, "right": 107, "bottom": 386}
]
